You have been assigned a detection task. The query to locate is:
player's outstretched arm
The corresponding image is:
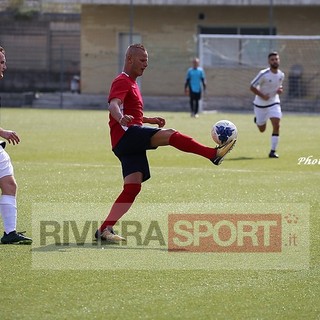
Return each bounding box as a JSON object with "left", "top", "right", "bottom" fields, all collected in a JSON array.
[
  {"left": 143, "top": 116, "right": 165, "bottom": 128},
  {"left": 0, "top": 127, "right": 20, "bottom": 145}
]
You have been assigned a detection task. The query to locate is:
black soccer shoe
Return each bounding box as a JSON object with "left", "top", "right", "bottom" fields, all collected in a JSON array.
[
  {"left": 1, "top": 231, "right": 32, "bottom": 244},
  {"left": 269, "top": 150, "right": 279, "bottom": 158}
]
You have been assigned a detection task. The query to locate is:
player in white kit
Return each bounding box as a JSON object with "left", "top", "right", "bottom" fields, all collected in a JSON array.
[
  {"left": 0, "top": 46, "right": 32, "bottom": 244},
  {"left": 250, "top": 52, "right": 285, "bottom": 158}
]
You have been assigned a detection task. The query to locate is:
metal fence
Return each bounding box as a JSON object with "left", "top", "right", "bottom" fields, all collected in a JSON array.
[
  {"left": 199, "top": 34, "right": 320, "bottom": 113},
  {"left": 0, "top": 15, "right": 80, "bottom": 92}
]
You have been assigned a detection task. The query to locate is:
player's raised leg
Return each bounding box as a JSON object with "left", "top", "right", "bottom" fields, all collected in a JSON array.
[{"left": 150, "top": 128, "right": 235, "bottom": 166}]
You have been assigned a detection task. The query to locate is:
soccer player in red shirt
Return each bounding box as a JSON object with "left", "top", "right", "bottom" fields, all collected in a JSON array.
[{"left": 96, "top": 44, "right": 236, "bottom": 242}]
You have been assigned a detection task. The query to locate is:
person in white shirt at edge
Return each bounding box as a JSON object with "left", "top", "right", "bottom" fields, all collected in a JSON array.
[
  {"left": 0, "top": 46, "right": 32, "bottom": 244},
  {"left": 250, "top": 51, "right": 285, "bottom": 158}
]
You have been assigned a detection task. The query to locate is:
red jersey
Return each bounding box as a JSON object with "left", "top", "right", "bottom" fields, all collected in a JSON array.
[{"left": 108, "top": 72, "right": 144, "bottom": 148}]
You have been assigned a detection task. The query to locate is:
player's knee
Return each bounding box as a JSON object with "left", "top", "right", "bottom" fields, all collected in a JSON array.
[
  {"left": 165, "top": 129, "right": 178, "bottom": 142},
  {"left": 167, "top": 128, "right": 177, "bottom": 135},
  {"left": 0, "top": 176, "right": 17, "bottom": 196},
  {"left": 258, "top": 125, "right": 266, "bottom": 132}
]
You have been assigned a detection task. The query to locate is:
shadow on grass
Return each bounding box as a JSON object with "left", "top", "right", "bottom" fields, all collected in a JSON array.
[
  {"left": 31, "top": 241, "right": 169, "bottom": 252},
  {"left": 228, "top": 156, "right": 265, "bottom": 161}
]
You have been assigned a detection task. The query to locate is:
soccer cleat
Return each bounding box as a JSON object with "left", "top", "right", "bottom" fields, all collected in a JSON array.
[
  {"left": 211, "top": 139, "right": 237, "bottom": 165},
  {"left": 95, "top": 227, "right": 126, "bottom": 243},
  {"left": 1, "top": 231, "right": 32, "bottom": 245},
  {"left": 269, "top": 150, "right": 279, "bottom": 158}
]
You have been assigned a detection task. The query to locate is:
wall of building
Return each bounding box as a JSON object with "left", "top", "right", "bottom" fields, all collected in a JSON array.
[
  {"left": 0, "top": 13, "right": 80, "bottom": 92},
  {"left": 81, "top": 5, "right": 320, "bottom": 96}
]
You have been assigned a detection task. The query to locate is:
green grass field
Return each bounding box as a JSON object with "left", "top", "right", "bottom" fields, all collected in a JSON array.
[{"left": 0, "top": 108, "right": 319, "bottom": 319}]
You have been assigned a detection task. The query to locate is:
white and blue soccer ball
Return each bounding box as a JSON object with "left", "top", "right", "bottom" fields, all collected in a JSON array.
[{"left": 211, "top": 120, "right": 238, "bottom": 146}]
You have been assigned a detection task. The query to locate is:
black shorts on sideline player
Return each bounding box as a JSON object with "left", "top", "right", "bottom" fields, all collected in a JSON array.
[{"left": 112, "top": 125, "right": 161, "bottom": 182}]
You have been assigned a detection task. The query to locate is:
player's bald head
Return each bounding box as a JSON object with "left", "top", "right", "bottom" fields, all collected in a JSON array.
[{"left": 126, "top": 44, "right": 147, "bottom": 59}]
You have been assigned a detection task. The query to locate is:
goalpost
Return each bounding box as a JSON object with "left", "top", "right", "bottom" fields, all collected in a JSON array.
[{"left": 198, "top": 34, "right": 320, "bottom": 113}]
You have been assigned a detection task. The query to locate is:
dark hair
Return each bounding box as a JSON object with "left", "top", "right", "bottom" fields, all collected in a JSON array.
[{"left": 268, "top": 51, "right": 278, "bottom": 58}]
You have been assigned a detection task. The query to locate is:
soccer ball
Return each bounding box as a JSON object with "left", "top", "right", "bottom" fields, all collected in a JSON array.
[{"left": 211, "top": 120, "right": 238, "bottom": 146}]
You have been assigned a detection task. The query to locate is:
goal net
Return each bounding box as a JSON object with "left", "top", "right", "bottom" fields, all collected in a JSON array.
[{"left": 199, "top": 35, "right": 320, "bottom": 113}]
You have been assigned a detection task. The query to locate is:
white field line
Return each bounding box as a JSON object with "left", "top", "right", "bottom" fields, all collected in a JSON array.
[{"left": 15, "top": 161, "right": 320, "bottom": 175}]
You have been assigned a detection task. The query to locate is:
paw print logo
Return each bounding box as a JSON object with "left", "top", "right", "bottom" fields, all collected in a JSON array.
[
  {"left": 284, "top": 213, "right": 299, "bottom": 224},
  {"left": 216, "top": 126, "right": 235, "bottom": 144}
]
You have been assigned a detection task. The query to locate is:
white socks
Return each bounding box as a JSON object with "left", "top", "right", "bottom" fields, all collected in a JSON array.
[
  {"left": 271, "top": 135, "right": 279, "bottom": 151},
  {"left": 0, "top": 195, "right": 17, "bottom": 234}
]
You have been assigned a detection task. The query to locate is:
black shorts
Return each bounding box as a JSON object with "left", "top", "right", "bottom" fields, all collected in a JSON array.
[
  {"left": 190, "top": 91, "right": 201, "bottom": 101},
  {"left": 113, "top": 125, "right": 161, "bottom": 182}
]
